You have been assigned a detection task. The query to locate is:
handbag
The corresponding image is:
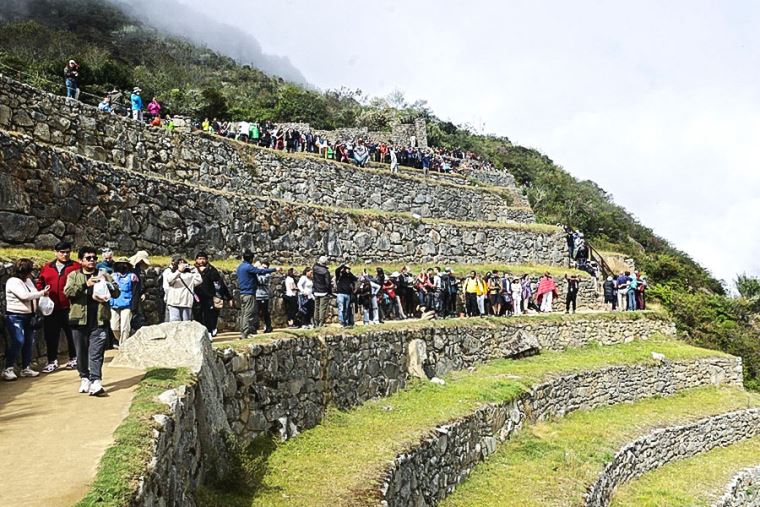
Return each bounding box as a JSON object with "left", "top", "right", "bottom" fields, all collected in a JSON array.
[{"left": 24, "top": 282, "right": 44, "bottom": 330}]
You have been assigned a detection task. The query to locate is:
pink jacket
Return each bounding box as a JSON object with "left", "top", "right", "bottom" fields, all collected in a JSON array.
[{"left": 147, "top": 100, "right": 161, "bottom": 116}]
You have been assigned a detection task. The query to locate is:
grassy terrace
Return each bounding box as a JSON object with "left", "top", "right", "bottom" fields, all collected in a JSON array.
[
  {"left": 77, "top": 368, "right": 192, "bottom": 507},
  {"left": 441, "top": 387, "right": 759, "bottom": 507},
  {"left": 225, "top": 311, "right": 668, "bottom": 352},
  {"left": 611, "top": 436, "right": 760, "bottom": 507},
  {"left": 198, "top": 337, "right": 726, "bottom": 506},
  {"left": 1, "top": 248, "right": 577, "bottom": 277}
]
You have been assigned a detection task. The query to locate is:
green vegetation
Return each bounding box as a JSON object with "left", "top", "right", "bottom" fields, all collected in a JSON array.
[
  {"left": 441, "top": 387, "right": 759, "bottom": 507},
  {"left": 198, "top": 338, "right": 726, "bottom": 506},
  {"left": 76, "top": 368, "right": 192, "bottom": 507},
  {"left": 611, "top": 435, "right": 760, "bottom": 507}
]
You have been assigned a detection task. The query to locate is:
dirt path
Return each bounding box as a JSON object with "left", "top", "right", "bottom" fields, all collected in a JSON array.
[{"left": 0, "top": 352, "right": 144, "bottom": 507}]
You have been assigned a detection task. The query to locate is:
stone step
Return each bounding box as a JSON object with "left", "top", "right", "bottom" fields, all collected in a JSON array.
[
  {"left": 440, "top": 387, "right": 759, "bottom": 507},
  {"left": 610, "top": 435, "right": 760, "bottom": 507},
  {"left": 0, "top": 129, "right": 565, "bottom": 266},
  {"left": 0, "top": 74, "right": 533, "bottom": 223},
  {"left": 197, "top": 337, "right": 743, "bottom": 506}
]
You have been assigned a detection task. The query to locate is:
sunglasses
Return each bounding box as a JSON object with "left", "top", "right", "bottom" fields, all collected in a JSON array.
[{"left": 83, "top": 255, "right": 98, "bottom": 261}]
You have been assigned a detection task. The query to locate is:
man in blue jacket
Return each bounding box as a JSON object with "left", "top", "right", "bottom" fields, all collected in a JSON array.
[
  {"left": 130, "top": 87, "right": 143, "bottom": 122},
  {"left": 236, "top": 250, "right": 280, "bottom": 339}
]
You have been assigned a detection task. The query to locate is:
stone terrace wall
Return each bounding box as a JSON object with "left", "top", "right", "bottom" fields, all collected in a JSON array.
[
  {"left": 714, "top": 465, "right": 760, "bottom": 507},
  {"left": 586, "top": 408, "right": 760, "bottom": 507},
  {"left": 0, "top": 131, "right": 566, "bottom": 265},
  {"left": 381, "top": 357, "right": 744, "bottom": 506},
  {"left": 0, "top": 75, "right": 530, "bottom": 222},
  {"left": 218, "top": 314, "right": 674, "bottom": 441}
]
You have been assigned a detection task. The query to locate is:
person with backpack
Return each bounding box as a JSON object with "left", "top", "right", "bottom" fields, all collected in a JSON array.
[
  {"left": 253, "top": 262, "right": 275, "bottom": 334},
  {"left": 603, "top": 276, "right": 617, "bottom": 311},
  {"left": 3, "top": 259, "right": 49, "bottom": 381},
  {"left": 164, "top": 256, "right": 202, "bottom": 322},
  {"left": 109, "top": 258, "right": 139, "bottom": 344}
]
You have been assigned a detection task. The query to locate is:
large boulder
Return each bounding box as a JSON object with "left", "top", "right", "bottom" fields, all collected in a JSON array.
[{"left": 111, "top": 321, "right": 211, "bottom": 373}]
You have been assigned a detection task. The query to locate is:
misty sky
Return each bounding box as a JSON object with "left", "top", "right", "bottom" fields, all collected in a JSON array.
[{"left": 173, "top": 0, "right": 759, "bottom": 285}]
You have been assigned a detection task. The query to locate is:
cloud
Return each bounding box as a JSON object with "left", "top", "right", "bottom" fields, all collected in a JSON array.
[{"left": 111, "top": 0, "right": 308, "bottom": 85}]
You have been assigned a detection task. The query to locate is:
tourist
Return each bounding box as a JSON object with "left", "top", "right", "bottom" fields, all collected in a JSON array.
[
  {"left": 374, "top": 268, "right": 387, "bottom": 323},
  {"left": 335, "top": 263, "right": 357, "bottom": 327},
  {"left": 385, "top": 274, "right": 406, "bottom": 320},
  {"left": 414, "top": 270, "right": 430, "bottom": 310},
  {"left": 390, "top": 147, "right": 399, "bottom": 173},
  {"left": 249, "top": 122, "right": 260, "bottom": 144},
  {"left": 627, "top": 272, "right": 639, "bottom": 311},
  {"left": 475, "top": 273, "right": 488, "bottom": 316},
  {"left": 96, "top": 248, "right": 114, "bottom": 274},
  {"left": 462, "top": 271, "right": 480, "bottom": 317},
  {"left": 488, "top": 271, "right": 502, "bottom": 316},
  {"left": 127, "top": 250, "right": 151, "bottom": 332},
  {"left": 283, "top": 268, "right": 300, "bottom": 328},
  {"left": 193, "top": 252, "right": 231, "bottom": 337},
  {"left": 445, "top": 268, "right": 459, "bottom": 317},
  {"left": 536, "top": 273, "right": 558, "bottom": 313},
  {"left": 253, "top": 261, "right": 275, "bottom": 334},
  {"left": 37, "top": 242, "right": 79, "bottom": 373},
  {"left": 520, "top": 274, "right": 532, "bottom": 313},
  {"left": 147, "top": 97, "right": 161, "bottom": 121},
  {"left": 312, "top": 256, "right": 332, "bottom": 328},
  {"left": 130, "top": 87, "right": 143, "bottom": 122},
  {"left": 511, "top": 278, "right": 523, "bottom": 316},
  {"left": 353, "top": 139, "right": 370, "bottom": 167},
  {"left": 64, "top": 246, "right": 119, "bottom": 396},
  {"left": 603, "top": 276, "right": 617, "bottom": 311},
  {"left": 297, "top": 268, "right": 315, "bottom": 328},
  {"left": 616, "top": 272, "right": 629, "bottom": 311},
  {"left": 565, "top": 274, "right": 579, "bottom": 314},
  {"left": 637, "top": 274, "right": 648, "bottom": 310},
  {"left": 63, "top": 59, "right": 80, "bottom": 100},
  {"left": 500, "top": 273, "right": 513, "bottom": 316},
  {"left": 109, "top": 257, "right": 138, "bottom": 344},
  {"left": 236, "top": 251, "right": 279, "bottom": 338},
  {"left": 164, "top": 256, "right": 202, "bottom": 322},
  {"left": 3, "top": 259, "right": 49, "bottom": 381},
  {"left": 356, "top": 275, "right": 374, "bottom": 325},
  {"left": 98, "top": 96, "right": 113, "bottom": 113}
]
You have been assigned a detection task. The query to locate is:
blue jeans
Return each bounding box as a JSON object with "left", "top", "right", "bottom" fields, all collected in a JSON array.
[
  {"left": 4, "top": 314, "right": 34, "bottom": 368},
  {"left": 65, "top": 78, "right": 77, "bottom": 98},
  {"left": 627, "top": 289, "right": 637, "bottom": 311},
  {"left": 336, "top": 293, "right": 352, "bottom": 326}
]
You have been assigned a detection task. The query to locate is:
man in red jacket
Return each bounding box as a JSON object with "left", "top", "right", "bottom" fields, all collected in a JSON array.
[{"left": 36, "top": 242, "right": 80, "bottom": 372}]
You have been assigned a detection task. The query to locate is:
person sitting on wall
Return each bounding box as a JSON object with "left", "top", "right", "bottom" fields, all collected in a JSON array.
[
  {"left": 98, "top": 96, "right": 114, "bottom": 113},
  {"left": 352, "top": 138, "right": 370, "bottom": 167}
]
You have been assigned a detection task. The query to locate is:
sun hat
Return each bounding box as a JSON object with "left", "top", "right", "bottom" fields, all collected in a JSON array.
[{"left": 128, "top": 250, "right": 151, "bottom": 267}]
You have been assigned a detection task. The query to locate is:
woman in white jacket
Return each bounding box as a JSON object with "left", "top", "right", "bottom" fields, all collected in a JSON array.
[
  {"left": 164, "top": 257, "right": 202, "bottom": 322},
  {"left": 3, "top": 259, "right": 49, "bottom": 380}
]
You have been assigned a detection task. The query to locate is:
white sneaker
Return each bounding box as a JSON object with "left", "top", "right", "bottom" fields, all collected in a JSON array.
[
  {"left": 20, "top": 367, "right": 39, "bottom": 378},
  {"left": 42, "top": 360, "right": 59, "bottom": 373},
  {"left": 89, "top": 379, "right": 105, "bottom": 396},
  {"left": 66, "top": 358, "right": 77, "bottom": 369},
  {"left": 2, "top": 367, "right": 17, "bottom": 381},
  {"left": 79, "top": 378, "right": 91, "bottom": 393}
]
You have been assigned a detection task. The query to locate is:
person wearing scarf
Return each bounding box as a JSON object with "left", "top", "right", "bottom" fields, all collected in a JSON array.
[{"left": 536, "top": 273, "right": 558, "bottom": 313}]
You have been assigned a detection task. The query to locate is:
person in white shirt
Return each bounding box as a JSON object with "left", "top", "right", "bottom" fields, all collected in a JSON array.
[
  {"left": 284, "top": 268, "right": 299, "bottom": 328},
  {"left": 297, "top": 268, "right": 315, "bottom": 328},
  {"left": 164, "top": 256, "right": 202, "bottom": 322},
  {"left": 3, "top": 259, "right": 49, "bottom": 380}
]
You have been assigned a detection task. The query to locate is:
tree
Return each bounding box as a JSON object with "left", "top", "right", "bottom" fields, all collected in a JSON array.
[{"left": 736, "top": 274, "right": 760, "bottom": 299}]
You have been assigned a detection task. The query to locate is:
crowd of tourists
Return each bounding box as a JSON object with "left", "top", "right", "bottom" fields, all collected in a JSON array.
[{"left": 603, "top": 272, "right": 648, "bottom": 311}]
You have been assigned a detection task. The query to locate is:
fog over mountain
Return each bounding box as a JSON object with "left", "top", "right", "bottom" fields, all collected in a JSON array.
[{"left": 111, "top": 0, "right": 308, "bottom": 85}]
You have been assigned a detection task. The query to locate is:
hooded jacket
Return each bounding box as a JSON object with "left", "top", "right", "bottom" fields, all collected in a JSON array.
[
  {"left": 36, "top": 260, "right": 81, "bottom": 310},
  {"left": 312, "top": 263, "right": 332, "bottom": 295}
]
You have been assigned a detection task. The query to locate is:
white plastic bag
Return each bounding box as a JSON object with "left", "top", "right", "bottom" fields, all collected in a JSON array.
[
  {"left": 93, "top": 279, "right": 111, "bottom": 302},
  {"left": 38, "top": 296, "right": 55, "bottom": 316}
]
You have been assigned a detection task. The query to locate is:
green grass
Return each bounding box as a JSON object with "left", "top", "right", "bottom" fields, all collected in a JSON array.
[
  {"left": 440, "top": 387, "right": 759, "bottom": 507},
  {"left": 76, "top": 368, "right": 193, "bottom": 507},
  {"left": 198, "top": 338, "right": 727, "bottom": 506},
  {"left": 227, "top": 312, "right": 670, "bottom": 352},
  {"left": 611, "top": 435, "right": 760, "bottom": 507},
  {"left": 1, "top": 248, "right": 579, "bottom": 277}
]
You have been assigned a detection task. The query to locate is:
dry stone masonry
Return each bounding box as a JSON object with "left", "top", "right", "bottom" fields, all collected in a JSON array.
[
  {"left": 0, "top": 74, "right": 530, "bottom": 222},
  {"left": 586, "top": 409, "right": 760, "bottom": 507},
  {"left": 380, "top": 357, "right": 744, "bottom": 506},
  {"left": 0, "top": 131, "right": 566, "bottom": 265},
  {"left": 714, "top": 465, "right": 760, "bottom": 507}
]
